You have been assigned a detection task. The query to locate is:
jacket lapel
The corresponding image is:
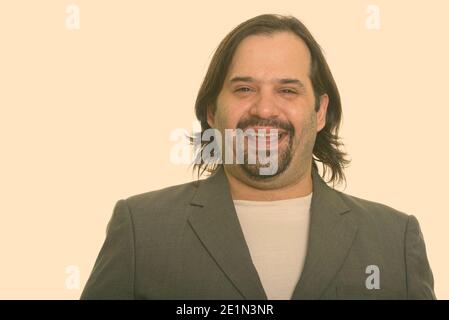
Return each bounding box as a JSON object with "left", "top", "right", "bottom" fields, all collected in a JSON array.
[
  {"left": 188, "top": 165, "right": 358, "bottom": 300},
  {"left": 290, "top": 168, "right": 358, "bottom": 299},
  {"left": 188, "top": 166, "right": 267, "bottom": 299}
]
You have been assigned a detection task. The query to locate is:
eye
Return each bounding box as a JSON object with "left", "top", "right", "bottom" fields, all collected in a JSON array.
[
  {"left": 235, "top": 87, "right": 253, "bottom": 93},
  {"left": 280, "top": 88, "right": 297, "bottom": 95}
]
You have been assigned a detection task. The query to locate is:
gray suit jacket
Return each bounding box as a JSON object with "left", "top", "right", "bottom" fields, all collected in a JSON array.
[{"left": 81, "top": 166, "right": 436, "bottom": 300}]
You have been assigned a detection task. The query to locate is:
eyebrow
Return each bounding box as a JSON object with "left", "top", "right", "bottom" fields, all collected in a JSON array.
[{"left": 229, "top": 76, "right": 305, "bottom": 88}]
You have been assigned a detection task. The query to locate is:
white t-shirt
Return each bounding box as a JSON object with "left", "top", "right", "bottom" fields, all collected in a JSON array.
[{"left": 233, "top": 192, "right": 313, "bottom": 300}]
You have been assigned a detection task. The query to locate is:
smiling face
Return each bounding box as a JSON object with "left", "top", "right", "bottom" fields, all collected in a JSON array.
[{"left": 207, "top": 31, "right": 329, "bottom": 190}]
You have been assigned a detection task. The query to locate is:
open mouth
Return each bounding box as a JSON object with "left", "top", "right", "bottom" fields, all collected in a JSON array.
[
  {"left": 245, "top": 130, "right": 285, "bottom": 139},
  {"left": 244, "top": 128, "right": 289, "bottom": 150}
]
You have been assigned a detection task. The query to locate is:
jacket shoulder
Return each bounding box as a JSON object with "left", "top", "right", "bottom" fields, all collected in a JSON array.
[
  {"left": 336, "top": 191, "right": 414, "bottom": 253},
  {"left": 338, "top": 190, "right": 410, "bottom": 226},
  {"left": 124, "top": 179, "right": 200, "bottom": 212}
]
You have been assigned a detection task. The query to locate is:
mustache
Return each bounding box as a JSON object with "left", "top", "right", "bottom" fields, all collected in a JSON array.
[{"left": 236, "top": 118, "right": 294, "bottom": 135}]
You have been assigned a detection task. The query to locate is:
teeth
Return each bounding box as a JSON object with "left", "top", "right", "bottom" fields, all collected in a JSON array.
[
  {"left": 245, "top": 131, "right": 281, "bottom": 137},
  {"left": 247, "top": 133, "right": 278, "bottom": 138}
]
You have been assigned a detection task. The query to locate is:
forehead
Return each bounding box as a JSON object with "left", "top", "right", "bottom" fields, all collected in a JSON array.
[{"left": 227, "top": 31, "right": 312, "bottom": 81}]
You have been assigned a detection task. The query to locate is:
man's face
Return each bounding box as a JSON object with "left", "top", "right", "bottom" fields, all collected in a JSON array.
[{"left": 207, "top": 31, "right": 328, "bottom": 189}]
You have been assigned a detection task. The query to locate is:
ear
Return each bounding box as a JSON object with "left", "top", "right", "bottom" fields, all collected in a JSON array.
[
  {"left": 206, "top": 104, "right": 215, "bottom": 128},
  {"left": 316, "top": 93, "right": 329, "bottom": 132}
]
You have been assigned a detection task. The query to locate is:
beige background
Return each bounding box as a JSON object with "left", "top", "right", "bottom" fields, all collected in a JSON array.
[{"left": 0, "top": 0, "right": 448, "bottom": 299}]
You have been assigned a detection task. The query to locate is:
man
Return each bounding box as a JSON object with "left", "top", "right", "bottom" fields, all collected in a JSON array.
[{"left": 81, "top": 14, "right": 435, "bottom": 300}]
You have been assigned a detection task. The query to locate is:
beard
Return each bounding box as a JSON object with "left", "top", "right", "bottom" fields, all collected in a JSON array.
[{"left": 240, "top": 133, "right": 294, "bottom": 180}]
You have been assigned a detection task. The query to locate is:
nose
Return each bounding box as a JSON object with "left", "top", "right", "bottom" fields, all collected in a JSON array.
[{"left": 248, "top": 88, "right": 280, "bottom": 119}]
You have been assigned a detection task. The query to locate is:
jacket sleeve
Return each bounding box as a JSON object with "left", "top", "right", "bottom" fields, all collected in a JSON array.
[
  {"left": 80, "top": 199, "right": 136, "bottom": 300},
  {"left": 404, "top": 215, "right": 436, "bottom": 299}
]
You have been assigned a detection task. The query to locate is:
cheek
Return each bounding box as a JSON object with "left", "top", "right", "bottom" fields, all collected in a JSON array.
[
  {"left": 214, "top": 108, "right": 236, "bottom": 130},
  {"left": 284, "top": 110, "right": 304, "bottom": 133},
  {"left": 215, "top": 105, "right": 246, "bottom": 129},
  {"left": 291, "top": 112, "right": 316, "bottom": 141}
]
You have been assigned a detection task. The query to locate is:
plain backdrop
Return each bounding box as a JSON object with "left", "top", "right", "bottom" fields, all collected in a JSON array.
[{"left": 0, "top": 0, "right": 448, "bottom": 299}]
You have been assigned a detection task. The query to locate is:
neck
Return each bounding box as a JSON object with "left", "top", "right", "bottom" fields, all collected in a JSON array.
[{"left": 224, "top": 165, "right": 313, "bottom": 201}]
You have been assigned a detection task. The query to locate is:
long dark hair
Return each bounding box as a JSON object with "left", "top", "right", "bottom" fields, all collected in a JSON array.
[{"left": 190, "top": 14, "right": 350, "bottom": 187}]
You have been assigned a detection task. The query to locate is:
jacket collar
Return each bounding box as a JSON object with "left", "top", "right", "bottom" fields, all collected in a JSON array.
[{"left": 188, "top": 165, "right": 358, "bottom": 299}]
